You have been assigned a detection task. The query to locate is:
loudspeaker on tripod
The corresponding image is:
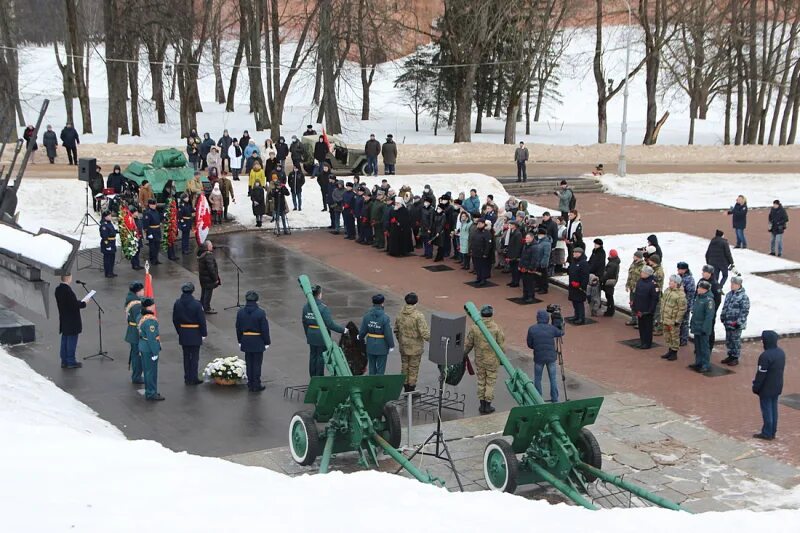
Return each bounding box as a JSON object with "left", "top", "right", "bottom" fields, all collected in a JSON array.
[
  {"left": 78, "top": 158, "right": 96, "bottom": 183},
  {"left": 428, "top": 313, "right": 465, "bottom": 365}
]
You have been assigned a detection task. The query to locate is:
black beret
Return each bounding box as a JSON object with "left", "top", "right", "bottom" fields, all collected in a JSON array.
[
  {"left": 129, "top": 282, "right": 144, "bottom": 293},
  {"left": 141, "top": 297, "right": 155, "bottom": 307}
]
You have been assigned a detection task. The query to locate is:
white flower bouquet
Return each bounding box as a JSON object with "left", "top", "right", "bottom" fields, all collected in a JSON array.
[{"left": 204, "top": 356, "right": 247, "bottom": 385}]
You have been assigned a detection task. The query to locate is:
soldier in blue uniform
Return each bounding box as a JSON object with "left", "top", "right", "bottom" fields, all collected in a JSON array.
[
  {"left": 137, "top": 298, "right": 164, "bottom": 401},
  {"left": 171, "top": 282, "right": 207, "bottom": 385},
  {"left": 302, "top": 284, "right": 345, "bottom": 377},
  {"left": 342, "top": 182, "right": 356, "bottom": 240},
  {"left": 142, "top": 198, "right": 162, "bottom": 264},
  {"left": 353, "top": 186, "right": 365, "bottom": 242},
  {"left": 359, "top": 294, "right": 395, "bottom": 375},
  {"left": 236, "top": 290, "right": 271, "bottom": 392},
  {"left": 99, "top": 211, "right": 118, "bottom": 278},
  {"left": 124, "top": 282, "right": 145, "bottom": 384},
  {"left": 179, "top": 194, "right": 194, "bottom": 255},
  {"left": 129, "top": 205, "right": 144, "bottom": 271}
]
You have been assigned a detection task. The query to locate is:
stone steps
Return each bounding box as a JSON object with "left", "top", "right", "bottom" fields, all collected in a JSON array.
[{"left": 500, "top": 176, "right": 605, "bottom": 196}]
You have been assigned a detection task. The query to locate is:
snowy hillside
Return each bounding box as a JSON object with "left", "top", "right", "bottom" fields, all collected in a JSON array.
[{"left": 1, "top": 346, "right": 799, "bottom": 531}]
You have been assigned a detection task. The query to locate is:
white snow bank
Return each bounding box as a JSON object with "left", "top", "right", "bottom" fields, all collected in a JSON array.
[
  {"left": 557, "top": 232, "right": 800, "bottom": 339},
  {"left": 600, "top": 174, "right": 800, "bottom": 210},
  {"left": 0, "top": 224, "right": 74, "bottom": 269},
  {"left": 1, "top": 347, "right": 799, "bottom": 531}
]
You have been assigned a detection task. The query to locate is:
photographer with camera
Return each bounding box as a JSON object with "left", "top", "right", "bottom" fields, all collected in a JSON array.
[{"left": 527, "top": 307, "right": 565, "bottom": 403}]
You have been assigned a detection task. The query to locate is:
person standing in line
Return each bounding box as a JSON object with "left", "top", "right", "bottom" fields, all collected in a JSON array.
[
  {"left": 527, "top": 309, "right": 564, "bottom": 403},
  {"left": 302, "top": 284, "right": 345, "bottom": 377},
  {"left": 728, "top": 195, "right": 748, "bottom": 248},
  {"left": 124, "top": 282, "right": 145, "bottom": 384},
  {"left": 752, "top": 330, "right": 785, "bottom": 441},
  {"left": 289, "top": 135, "right": 305, "bottom": 169},
  {"left": 89, "top": 165, "right": 104, "bottom": 212},
  {"left": 172, "top": 282, "right": 207, "bottom": 386},
  {"left": 236, "top": 290, "right": 271, "bottom": 392},
  {"left": 677, "top": 262, "right": 696, "bottom": 346},
  {"left": 217, "top": 129, "right": 233, "bottom": 172},
  {"left": 359, "top": 294, "right": 395, "bottom": 376},
  {"left": 519, "top": 232, "right": 537, "bottom": 303},
  {"left": 633, "top": 265, "right": 659, "bottom": 350},
  {"left": 99, "top": 210, "right": 118, "bottom": 278},
  {"left": 768, "top": 199, "right": 789, "bottom": 257},
  {"left": 365, "top": 133, "right": 382, "bottom": 176},
  {"left": 228, "top": 137, "right": 242, "bottom": 181},
  {"left": 42, "top": 124, "right": 58, "bottom": 163},
  {"left": 554, "top": 180, "right": 574, "bottom": 220},
  {"left": 55, "top": 274, "right": 87, "bottom": 369},
  {"left": 533, "top": 227, "right": 553, "bottom": 295},
  {"left": 470, "top": 218, "right": 493, "bottom": 286},
  {"left": 276, "top": 136, "right": 289, "bottom": 169},
  {"left": 219, "top": 172, "right": 235, "bottom": 221},
  {"left": 660, "top": 274, "right": 687, "bottom": 361},
  {"left": 566, "top": 247, "right": 590, "bottom": 325},
  {"left": 719, "top": 276, "right": 750, "bottom": 367},
  {"left": 393, "top": 292, "right": 430, "bottom": 394},
  {"left": 59, "top": 122, "right": 80, "bottom": 165},
  {"left": 705, "top": 229, "right": 734, "bottom": 286},
  {"left": 514, "top": 141, "right": 529, "bottom": 183},
  {"left": 197, "top": 240, "right": 221, "bottom": 314},
  {"left": 699, "top": 265, "right": 722, "bottom": 350},
  {"left": 689, "top": 281, "right": 715, "bottom": 373},
  {"left": 138, "top": 298, "right": 165, "bottom": 401},
  {"left": 381, "top": 134, "right": 398, "bottom": 175},
  {"left": 178, "top": 194, "right": 194, "bottom": 255},
  {"left": 288, "top": 164, "right": 305, "bottom": 211},
  {"left": 464, "top": 305, "right": 505, "bottom": 414},
  {"left": 143, "top": 198, "right": 162, "bottom": 265},
  {"left": 602, "top": 249, "right": 620, "bottom": 316}
]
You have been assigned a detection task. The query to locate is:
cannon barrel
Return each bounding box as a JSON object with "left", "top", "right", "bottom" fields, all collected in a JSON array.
[{"left": 298, "top": 274, "right": 352, "bottom": 377}]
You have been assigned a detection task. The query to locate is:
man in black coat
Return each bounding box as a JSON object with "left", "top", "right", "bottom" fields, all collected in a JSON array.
[
  {"left": 364, "top": 134, "right": 382, "bottom": 176},
  {"left": 143, "top": 198, "right": 162, "bottom": 264},
  {"left": 59, "top": 123, "right": 80, "bottom": 165},
  {"left": 99, "top": 211, "right": 118, "bottom": 278},
  {"left": 317, "top": 161, "right": 332, "bottom": 212},
  {"left": 178, "top": 194, "right": 194, "bottom": 255},
  {"left": 539, "top": 212, "right": 559, "bottom": 248},
  {"left": 197, "top": 240, "right": 221, "bottom": 314},
  {"left": 107, "top": 165, "right": 125, "bottom": 194},
  {"left": 217, "top": 130, "right": 233, "bottom": 172},
  {"left": 54, "top": 274, "right": 87, "bottom": 369},
  {"left": 172, "top": 282, "right": 208, "bottom": 385},
  {"left": 567, "top": 247, "right": 590, "bottom": 325},
  {"left": 469, "top": 218, "right": 493, "bottom": 286},
  {"left": 275, "top": 136, "right": 290, "bottom": 168},
  {"left": 699, "top": 264, "right": 722, "bottom": 348},
  {"left": 633, "top": 265, "right": 660, "bottom": 349},
  {"left": 504, "top": 220, "right": 523, "bottom": 287},
  {"left": 705, "top": 229, "right": 734, "bottom": 286},
  {"left": 387, "top": 200, "right": 413, "bottom": 257},
  {"left": 587, "top": 238, "right": 606, "bottom": 278},
  {"left": 236, "top": 290, "right": 271, "bottom": 392},
  {"left": 769, "top": 199, "right": 789, "bottom": 257},
  {"left": 752, "top": 330, "right": 785, "bottom": 440}
]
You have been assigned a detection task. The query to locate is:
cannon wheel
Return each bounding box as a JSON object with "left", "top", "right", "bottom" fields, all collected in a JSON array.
[
  {"left": 483, "top": 439, "right": 519, "bottom": 493},
  {"left": 289, "top": 411, "right": 321, "bottom": 466},
  {"left": 575, "top": 428, "right": 602, "bottom": 481},
  {"left": 379, "top": 404, "right": 402, "bottom": 449}
]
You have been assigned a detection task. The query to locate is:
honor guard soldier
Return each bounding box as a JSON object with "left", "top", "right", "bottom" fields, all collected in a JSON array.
[
  {"left": 302, "top": 284, "right": 344, "bottom": 377},
  {"left": 129, "top": 205, "right": 144, "bottom": 271},
  {"left": 236, "top": 290, "right": 271, "bottom": 392},
  {"left": 124, "top": 282, "right": 145, "bottom": 384},
  {"left": 393, "top": 292, "right": 430, "bottom": 392},
  {"left": 172, "top": 282, "right": 207, "bottom": 385},
  {"left": 143, "top": 198, "right": 162, "bottom": 264},
  {"left": 179, "top": 193, "right": 194, "bottom": 255},
  {"left": 464, "top": 305, "right": 505, "bottom": 414},
  {"left": 138, "top": 298, "right": 164, "bottom": 401},
  {"left": 99, "top": 210, "right": 118, "bottom": 278},
  {"left": 359, "top": 294, "right": 395, "bottom": 376}
]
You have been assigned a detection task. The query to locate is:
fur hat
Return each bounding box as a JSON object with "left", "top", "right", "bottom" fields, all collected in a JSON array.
[
  {"left": 573, "top": 247, "right": 584, "bottom": 254},
  {"left": 669, "top": 274, "right": 682, "bottom": 285},
  {"left": 677, "top": 261, "right": 689, "bottom": 270},
  {"left": 715, "top": 229, "right": 724, "bottom": 237},
  {"left": 634, "top": 250, "right": 644, "bottom": 259},
  {"left": 702, "top": 264, "right": 715, "bottom": 274},
  {"left": 642, "top": 266, "right": 654, "bottom": 276},
  {"left": 245, "top": 290, "right": 259, "bottom": 302},
  {"left": 181, "top": 282, "right": 195, "bottom": 294},
  {"left": 141, "top": 297, "right": 155, "bottom": 308},
  {"left": 731, "top": 275, "right": 743, "bottom": 286},
  {"left": 593, "top": 238, "right": 603, "bottom": 246},
  {"left": 697, "top": 280, "right": 711, "bottom": 290},
  {"left": 648, "top": 254, "right": 662, "bottom": 265}
]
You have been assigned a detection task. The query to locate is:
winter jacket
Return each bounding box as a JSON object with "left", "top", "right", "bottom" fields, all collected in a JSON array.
[
  {"left": 680, "top": 271, "right": 696, "bottom": 315},
  {"left": 289, "top": 139, "right": 305, "bottom": 163},
  {"left": 43, "top": 130, "right": 58, "bottom": 158},
  {"left": 236, "top": 301, "right": 271, "bottom": 353},
  {"left": 200, "top": 136, "right": 215, "bottom": 159},
  {"left": 633, "top": 276, "right": 659, "bottom": 316},
  {"left": 138, "top": 184, "right": 155, "bottom": 208},
  {"left": 459, "top": 219, "right": 473, "bottom": 253},
  {"left": 55, "top": 282, "right": 87, "bottom": 336},
  {"left": 227, "top": 145, "right": 242, "bottom": 170},
  {"left": 303, "top": 298, "right": 344, "bottom": 347},
  {"left": 420, "top": 205, "right": 434, "bottom": 237},
  {"left": 527, "top": 310, "right": 564, "bottom": 364},
  {"left": 249, "top": 168, "right": 266, "bottom": 189},
  {"left": 464, "top": 318, "right": 504, "bottom": 369},
  {"left": 697, "top": 276, "right": 722, "bottom": 310},
  {"left": 752, "top": 331, "right": 785, "bottom": 397},
  {"left": 393, "top": 304, "right": 430, "bottom": 356},
  {"left": 276, "top": 140, "right": 289, "bottom": 161},
  {"left": 514, "top": 146, "right": 529, "bottom": 162},
  {"left": 469, "top": 227, "right": 493, "bottom": 259},
  {"left": 690, "top": 291, "right": 715, "bottom": 336},
  {"left": 505, "top": 229, "right": 523, "bottom": 261},
  {"left": 197, "top": 249, "right": 220, "bottom": 289},
  {"left": 206, "top": 151, "right": 221, "bottom": 174},
  {"left": 566, "top": 218, "right": 583, "bottom": 248},
  {"left": 647, "top": 235, "right": 663, "bottom": 260},
  {"left": 519, "top": 242, "right": 536, "bottom": 271},
  {"left": 720, "top": 287, "right": 750, "bottom": 329},
  {"left": 659, "top": 286, "right": 687, "bottom": 326},
  {"left": 728, "top": 203, "right": 748, "bottom": 229},
  {"left": 288, "top": 169, "right": 305, "bottom": 192},
  {"left": 705, "top": 236, "right": 734, "bottom": 271},
  {"left": 533, "top": 236, "right": 552, "bottom": 269},
  {"left": 625, "top": 259, "right": 644, "bottom": 293},
  {"left": 219, "top": 177, "right": 234, "bottom": 202},
  {"left": 59, "top": 126, "right": 80, "bottom": 148},
  {"left": 567, "top": 253, "right": 590, "bottom": 302},
  {"left": 240, "top": 135, "right": 251, "bottom": 150},
  {"left": 359, "top": 306, "right": 395, "bottom": 356},
  {"left": 217, "top": 134, "right": 233, "bottom": 154},
  {"left": 463, "top": 196, "right": 480, "bottom": 215},
  {"left": 330, "top": 186, "right": 344, "bottom": 211},
  {"left": 172, "top": 293, "right": 207, "bottom": 347},
  {"left": 244, "top": 142, "right": 258, "bottom": 160},
  {"left": 314, "top": 141, "right": 329, "bottom": 162},
  {"left": 210, "top": 189, "right": 224, "bottom": 212},
  {"left": 365, "top": 138, "right": 382, "bottom": 157},
  {"left": 89, "top": 170, "right": 104, "bottom": 195},
  {"left": 381, "top": 140, "right": 398, "bottom": 165},
  {"left": 603, "top": 256, "right": 620, "bottom": 287},
  {"left": 541, "top": 218, "right": 559, "bottom": 248},
  {"left": 557, "top": 188, "right": 574, "bottom": 213},
  {"left": 251, "top": 185, "right": 267, "bottom": 216},
  {"left": 769, "top": 206, "right": 789, "bottom": 234},
  {"left": 588, "top": 247, "right": 606, "bottom": 277}
]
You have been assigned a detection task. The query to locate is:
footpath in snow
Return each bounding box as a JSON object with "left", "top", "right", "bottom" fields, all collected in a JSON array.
[{"left": 600, "top": 174, "right": 800, "bottom": 210}]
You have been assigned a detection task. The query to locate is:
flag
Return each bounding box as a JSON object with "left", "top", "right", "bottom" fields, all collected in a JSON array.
[
  {"left": 322, "top": 127, "right": 331, "bottom": 154},
  {"left": 144, "top": 262, "right": 156, "bottom": 317},
  {"left": 195, "top": 193, "right": 211, "bottom": 245}
]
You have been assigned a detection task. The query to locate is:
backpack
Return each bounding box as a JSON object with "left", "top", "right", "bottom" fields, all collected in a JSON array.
[{"left": 568, "top": 190, "right": 577, "bottom": 210}]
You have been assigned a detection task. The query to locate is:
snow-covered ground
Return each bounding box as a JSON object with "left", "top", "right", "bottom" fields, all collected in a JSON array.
[
  {"left": 2, "top": 346, "right": 799, "bottom": 531},
  {"left": 600, "top": 174, "right": 800, "bottom": 210},
  {"left": 556, "top": 232, "right": 800, "bottom": 339},
  {"left": 0, "top": 224, "right": 74, "bottom": 269}
]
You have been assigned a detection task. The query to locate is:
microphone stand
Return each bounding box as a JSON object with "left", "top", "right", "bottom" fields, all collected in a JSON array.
[
  {"left": 77, "top": 281, "right": 112, "bottom": 361},
  {"left": 223, "top": 252, "right": 245, "bottom": 310}
]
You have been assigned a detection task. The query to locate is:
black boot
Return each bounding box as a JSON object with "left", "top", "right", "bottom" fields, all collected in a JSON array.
[
  {"left": 666, "top": 350, "right": 678, "bottom": 361},
  {"left": 484, "top": 401, "right": 496, "bottom": 414},
  {"left": 660, "top": 350, "right": 672, "bottom": 359},
  {"left": 403, "top": 384, "right": 410, "bottom": 393},
  {"left": 478, "top": 400, "right": 486, "bottom": 414}
]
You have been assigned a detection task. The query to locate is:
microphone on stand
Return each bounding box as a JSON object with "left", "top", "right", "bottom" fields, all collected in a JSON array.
[{"left": 75, "top": 280, "right": 87, "bottom": 286}]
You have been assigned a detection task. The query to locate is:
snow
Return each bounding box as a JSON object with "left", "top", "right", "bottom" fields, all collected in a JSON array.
[
  {"left": 0, "top": 223, "right": 74, "bottom": 269},
  {"left": 600, "top": 174, "right": 800, "bottom": 210},
  {"left": 556, "top": 232, "right": 800, "bottom": 339},
  {"left": 1, "top": 346, "right": 799, "bottom": 531}
]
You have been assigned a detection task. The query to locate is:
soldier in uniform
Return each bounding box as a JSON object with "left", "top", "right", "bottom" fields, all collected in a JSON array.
[
  {"left": 143, "top": 198, "right": 162, "bottom": 264},
  {"left": 660, "top": 274, "right": 687, "bottom": 361},
  {"left": 393, "top": 292, "right": 430, "bottom": 393},
  {"left": 129, "top": 205, "right": 144, "bottom": 271},
  {"left": 625, "top": 250, "right": 645, "bottom": 326},
  {"left": 137, "top": 298, "right": 165, "bottom": 401},
  {"left": 99, "top": 211, "right": 118, "bottom": 278},
  {"left": 179, "top": 194, "right": 194, "bottom": 255},
  {"left": 172, "top": 282, "right": 207, "bottom": 385},
  {"left": 370, "top": 190, "right": 387, "bottom": 249},
  {"left": 353, "top": 186, "right": 365, "bottom": 242},
  {"left": 464, "top": 305, "right": 505, "bottom": 414},
  {"left": 359, "top": 294, "right": 395, "bottom": 376},
  {"left": 359, "top": 189, "right": 374, "bottom": 244},
  {"left": 690, "top": 281, "right": 715, "bottom": 373},
  {"left": 720, "top": 276, "right": 751, "bottom": 366},
  {"left": 648, "top": 254, "right": 665, "bottom": 334},
  {"left": 124, "top": 282, "right": 145, "bottom": 384},
  {"left": 302, "top": 284, "right": 345, "bottom": 377},
  {"left": 342, "top": 182, "right": 356, "bottom": 240},
  {"left": 236, "top": 290, "right": 271, "bottom": 392}
]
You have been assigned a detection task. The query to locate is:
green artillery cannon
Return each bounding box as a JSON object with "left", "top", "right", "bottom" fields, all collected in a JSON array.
[
  {"left": 464, "top": 302, "right": 685, "bottom": 511},
  {"left": 288, "top": 275, "right": 442, "bottom": 485}
]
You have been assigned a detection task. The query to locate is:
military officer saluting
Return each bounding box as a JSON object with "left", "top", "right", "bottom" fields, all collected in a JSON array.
[
  {"left": 138, "top": 298, "right": 164, "bottom": 401},
  {"left": 124, "top": 282, "right": 145, "bottom": 384},
  {"left": 179, "top": 193, "right": 194, "bottom": 255},
  {"left": 236, "top": 290, "right": 271, "bottom": 392},
  {"left": 172, "top": 282, "right": 207, "bottom": 385},
  {"left": 464, "top": 305, "right": 505, "bottom": 414},
  {"left": 302, "top": 284, "right": 345, "bottom": 377},
  {"left": 99, "top": 210, "right": 118, "bottom": 278},
  {"left": 143, "top": 198, "right": 162, "bottom": 264},
  {"left": 359, "top": 294, "right": 395, "bottom": 376}
]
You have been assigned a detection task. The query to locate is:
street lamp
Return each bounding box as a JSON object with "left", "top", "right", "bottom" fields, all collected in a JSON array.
[{"left": 618, "top": 0, "right": 632, "bottom": 177}]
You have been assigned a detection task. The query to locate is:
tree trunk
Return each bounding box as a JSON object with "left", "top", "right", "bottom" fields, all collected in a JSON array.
[
  {"left": 104, "top": 0, "right": 127, "bottom": 143},
  {"left": 642, "top": 52, "right": 659, "bottom": 145},
  {"left": 145, "top": 38, "right": 167, "bottom": 124},
  {"left": 779, "top": 58, "right": 800, "bottom": 145},
  {"left": 688, "top": 101, "right": 696, "bottom": 145},
  {"left": 593, "top": 0, "right": 607, "bottom": 144},
  {"left": 503, "top": 99, "right": 519, "bottom": 144},
  {"left": 66, "top": 0, "right": 92, "bottom": 133},
  {"left": 211, "top": 27, "right": 225, "bottom": 104},
  {"left": 361, "top": 70, "right": 372, "bottom": 121},
  {"left": 169, "top": 49, "right": 178, "bottom": 101},
  {"left": 54, "top": 42, "right": 75, "bottom": 126},
  {"left": 226, "top": 37, "right": 245, "bottom": 112},
  {"left": 243, "top": 0, "right": 270, "bottom": 130},
  {"left": 312, "top": 54, "right": 322, "bottom": 106},
  {"left": 0, "top": 0, "right": 24, "bottom": 126},
  {"left": 453, "top": 66, "right": 477, "bottom": 142},
  {"left": 525, "top": 83, "right": 531, "bottom": 135},
  {"left": 127, "top": 42, "right": 141, "bottom": 136},
  {"left": 534, "top": 83, "right": 545, "bottom": 122},
  {"left": 319, "top": 0, "right": 341, "bottom": 134}
]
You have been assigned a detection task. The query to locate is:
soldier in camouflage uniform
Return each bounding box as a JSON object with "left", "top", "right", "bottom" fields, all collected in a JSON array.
[
  {"left": 659, "top": 275, "right": 687, "bottom": 361},
  {"left": 677, "top": 262, "right": 696, "bottom": 346},
  {"left": 124, "top": 282, "right": 145, "bottom": 384},
  {"left": 719, "top": 275, "right": 750, "bottom": 366},
  {"left": 370, "top": 190, "right": 387, "bottom": 249},
  {"left": 648, "top": 254, "right": 665, "bottom": 334},
  {"left": 625, "top": 251, "right": 645, "bottom": 326},
  {"left": 464, "top": 305, "right": 505, "bottom": 414},
  {"left": 393, "top": 292, "right": 430, "bottom": 393}
]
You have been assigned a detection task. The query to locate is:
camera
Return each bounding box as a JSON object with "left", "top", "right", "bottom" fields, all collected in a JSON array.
[{"left": 546, "top": 304, "right": 564, "bottom": 329}]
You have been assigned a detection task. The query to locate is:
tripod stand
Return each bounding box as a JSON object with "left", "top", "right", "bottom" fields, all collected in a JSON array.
[
  {"left": 223, "top": 253, "right": 245, "bottom": 311},
  {"left": 556, "top": 336, "right": 568, "bottom": 401},
  {"left": 77, "top": 281, "right": 112, "bottom": 361},
  {"left": 74, "top": 182, "right": 100, "bottom": 240}
]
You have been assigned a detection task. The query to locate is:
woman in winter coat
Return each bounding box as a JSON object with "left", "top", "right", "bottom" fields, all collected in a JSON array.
[
  {"left": 199, "top": 133, "right": 215, "bottom": 170},
  {"left": 264, "top": 139, "right": 277, "bottom": 160},
  {"left": 227, "top": 138, "right": 242, "bottom": 181},
  {"left": 22, "top": 125, "right": 38, "bottom": 163},
  {"left": 602, "top": 249, "right": 621, "bottom": 316},
  {"left": 566, "top": 210, "right": 584, "bottom": 262},
  {"left": 727, "top": 195, "right": 748, "bottom": 248},
  {"left": 271, "top": 181, "right": 290, "bottom": 234},
  {"left": 552, "top": 216, "right": 568, "bottom": 271},
  {"left": 138, "top": 180, "right": 155, "bottom": 208},
  {"left": 250, "top": 181, "right": 267, "bottom": 227},
  {"left": 186, "top": 129, "right": 201, "bottom": 170},
  {"left": 248, "top": 161, "right": 266, "bottom": 195},
  {"left": 647, "top": 234, "right": 663, "bottom": 260},
  {"left": 42, "top": 125, "right": 58, "bottom": 163},
  {"left": 587, "top": 238, "right": 606, "bottom": 277},
  {"left": 209, "top": 182, "right": 224, "bottom": 224},
  {"left": 457, "top": 212, "right": 473, "bottom": 270},
  {"left": 206, "top": 146, "right": 221, "bottom": 176},
  {"left": 207, "top": 166, "right": 220, "bottom": 188}
]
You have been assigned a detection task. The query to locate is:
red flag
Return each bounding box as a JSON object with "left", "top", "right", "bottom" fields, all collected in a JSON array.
[
  {"left": 322, "top": 127, "right": 331, "bottom": 154},
  {"left": 144, "top": 263, "right": 157, "bottom": 317},
  {"left": 195, "top": 193, "right": 211, "bottom": 245}
]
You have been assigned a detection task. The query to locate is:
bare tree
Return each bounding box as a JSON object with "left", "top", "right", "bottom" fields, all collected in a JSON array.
[
  {"left": 210, "top": 0, "right": 226, "bottom": 104},
  {"left": 639, "top": 0, "right": 678, "bottom": 145},
  {"left": 318, "top": 0, "right": 342, "bottom": 133},
  {"left": 53, "top": 42, "right": 75, "bottom": 126},
  {"left": 174, "top": 0, "right": 213, "bottom": 137},
  {"left": 104, "top": 0, "right": 128, "bottom": 142},
  {"left": 65, "top": 0, "right": 93, "bottom": 133},
  {"left": 240, "top": 0, "right": 270, "bottom": 130},
  {"left": 143, "top": 21, "right": 169, "bottom": 123},
  {"left": 0, "top": 0, "right": 25, "bottom": 126}
]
